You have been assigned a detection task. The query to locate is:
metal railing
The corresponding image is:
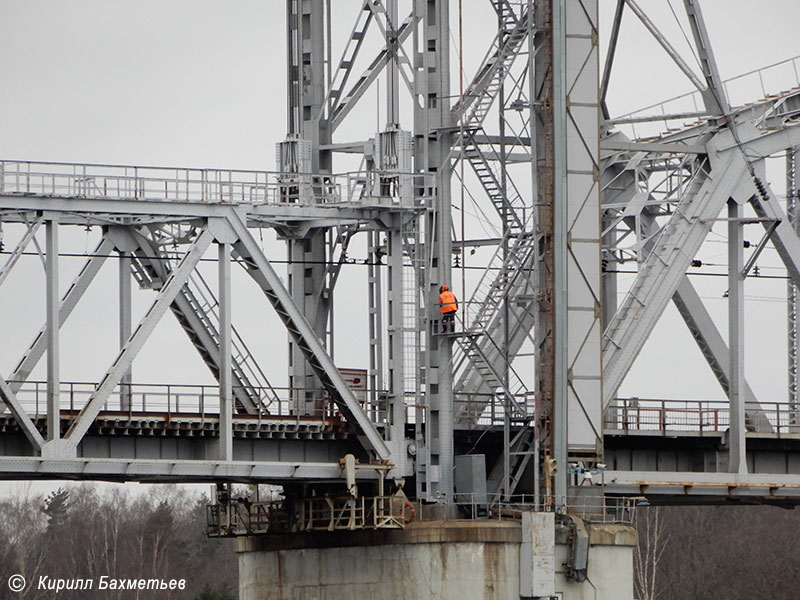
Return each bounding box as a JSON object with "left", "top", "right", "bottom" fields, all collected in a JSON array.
[
  {"left": 605, "top": 397, "right": 800, "bottom": 435},
  {"left": 611, "top": 54, "right": 800, "bottom": 139},
  {"left": 4, "top": 379, "right": 391, "bottom": 426},
  {"left": 445, "top": 493, "right": 637, "bottom": 525},
  {"left": 449, "top": 391, "right": 535, "bottom": 427},
  {"left": 0, "top": 160, "right": 433, "bottom": 206}
]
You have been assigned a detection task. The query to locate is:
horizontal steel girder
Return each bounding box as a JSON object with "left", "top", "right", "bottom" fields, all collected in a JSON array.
[
  {"left": 0, "top": 457, "right": 385, "bottom": 483},
  {"left": 0, "top": 195, "right": 399, "bottom": 228},
  {"left": 606, "top": 470, "right": 800, "bottom": 499}
]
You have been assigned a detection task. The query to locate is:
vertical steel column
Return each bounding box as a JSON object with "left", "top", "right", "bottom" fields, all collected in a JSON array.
[
  {"left": 367, "top": 230, "right": 384, "bottom": 414},
  {"left": 119, "top": 250, "right": 132, "bottom": 412},
  {"left": 788, "top": 149, "right": 799, "bottom": 420},
  {"left": 382, "top": 0, "right": 405, "bottom": 477},
  {"left": 551, "top": 0, "right": 569, "bottom": 508},
  {"left": 527, "top": 0, "right": 541, "bottom": 508},
  {"left": 534, "top": 0, "right": 602, "bottom": 510},
  {"left": 218, "top": 242, "right": 233, "bottom": 462},
  {"left": 563, "top": 0, "right": 603, "bottom": 462},
  {"left": 533, "top": 0, "right": 556, "bottom": 508},
  {"left": 45, "top": 218, "right": 60, "bottom": 440},
  {"left": 286, "top": 0, "right": 332, "bottom": 416},
  {"left": 387, "top": 228, "right": 408, "bottom": 476},
  {"left": 414, "top": 0, "right": 453, "bottom": 501},
  {"left": 497, "top": 2, "right": 511, "bottom": 502},
  {"left": 728, "top": 200, "right": 747, "bottom": 473},
  {"left": 386, "top": 0, "right": 400, "bottom": 125}
]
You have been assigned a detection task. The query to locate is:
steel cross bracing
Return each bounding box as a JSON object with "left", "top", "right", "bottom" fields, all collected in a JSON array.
[
  {"left": 0, "top": 164, "right": 429, "bottom": 478},
  {"left": 597, "top": 0, "right": 800, "bottom": 500},
  {"left": 601, "top": 95, "right": 800, "bottom": 407},
  {"left": 121, "top": 227, "right": 279, "bottom": 414},
  {"left": 4, "top": 0, "right": 800, "bottom": 511}
]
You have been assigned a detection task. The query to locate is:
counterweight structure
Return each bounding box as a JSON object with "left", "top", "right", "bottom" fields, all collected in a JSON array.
[{"left": 3, "top": 0, "right": 800, "bottom": 517}]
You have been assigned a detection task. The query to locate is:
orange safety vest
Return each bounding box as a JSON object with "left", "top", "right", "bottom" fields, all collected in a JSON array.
[{"left": 439, "top": 290, "right": 458, "bottom": 314}]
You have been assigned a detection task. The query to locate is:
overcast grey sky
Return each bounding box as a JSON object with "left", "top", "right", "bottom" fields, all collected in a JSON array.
[{"left": 1, "top": 1, "right": 800, "bottom": 495}]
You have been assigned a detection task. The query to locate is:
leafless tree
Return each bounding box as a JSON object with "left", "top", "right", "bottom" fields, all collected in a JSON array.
[
  {"left": 0, "top": 484, "right": 237, "bottom": 599},
  {"left": 633, "top": 506, "right": 670, "bottom": 600}
]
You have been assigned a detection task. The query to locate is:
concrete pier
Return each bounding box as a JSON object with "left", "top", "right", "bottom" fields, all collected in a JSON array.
[{"left": 237, "top": 518, "right": 636, "bottom": 599}]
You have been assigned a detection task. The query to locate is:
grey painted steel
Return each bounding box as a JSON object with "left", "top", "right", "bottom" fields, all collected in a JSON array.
[
  {"left": 5, "top": 2, "right": 800, "bottom": 507},
  {"left": 0, "top": 457, "right": 381, "bottom": 483},
  {"left": 789, "top": 149, "right": 800, "bottom": 419},
  {"left": 562, "top": 0, "right": 603, "bottom": 457},
  {"left": 119, "top": 250, "right": 133, "bottom": 412},
  {"left": 416, "top": 0, "right": 454, "bottom": 502},
  {"left": 218, "top": 242, "right": 233, "bottom": 462},
  {"left": 9, "top": 238, "right": 114, "bottom": 392},
  {"left": 672, "top": 277, "right": 771, "bottom": 430},
  {"left": 329, "top": 10, "right": 417, "bottom": 133},
  {"left": 552, "top": 0, "right": 568, "bottom": 508},
  {"left": 602, "top": 149, "right": 747, "bottom": 406},
  {"left": 45, "top": 219, "right": 60, "bottom": 442},
  {"left": 623, "top": 0, "right": 707, "bottom": 95},
  {"left": 600, "top": 0, "right": 625, "bottom": 118},
  {"left": 286, "top": 0, "right": 332, "bottom": 417},
  {"left": 0, "top": 194, "right": 400, "bottom": 227},
  {"left": 227, "top": 210, "right": 391, "bottom": 462},
  {"left": 682, "top": 0, "right": 729, "bottom": 114},
  {"left": 749, "top": 180, "right": 800, "bottom": 288},
  {"left": 118, "top": 225, "right": 273, "bottom": 414},
  {"left": 0, "top": 377, "right": 44, "bottom": 451},
  {"left": 64, "top": 229, "right": 215, "bottom": 449},
  {"left": 728, "top": 199, "right": 747, "bottom": 473},
  {"left": 606, "top": 470, "right": 800, "bottom": 498},
  {"left": 0, "top": 216, "right": 42, "bottom": 289}
]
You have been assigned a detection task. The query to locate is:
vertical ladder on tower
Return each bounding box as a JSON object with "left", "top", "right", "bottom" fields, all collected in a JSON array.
[{"left": 402, "top": 215, "right": 425, "bottom": 414}]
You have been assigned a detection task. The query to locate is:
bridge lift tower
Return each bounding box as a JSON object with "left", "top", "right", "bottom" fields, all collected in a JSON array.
[{"left": 4, "top": 0, "right": 800, "bottom": 594}]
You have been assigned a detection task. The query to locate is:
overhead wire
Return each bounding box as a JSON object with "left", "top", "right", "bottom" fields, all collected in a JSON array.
[{"left": 0, "top": 248, "right": 518, "bottom": 272}]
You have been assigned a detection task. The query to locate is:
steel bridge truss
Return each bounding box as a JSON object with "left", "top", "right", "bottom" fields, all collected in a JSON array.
[{"left": 3, "top": 0, "right": 800, "bottom": 510}]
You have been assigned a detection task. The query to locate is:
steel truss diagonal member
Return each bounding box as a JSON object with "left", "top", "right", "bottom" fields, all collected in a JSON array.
[
  {"left": 749, "top": 178, "right": 800, "bottom": 288},
  {"left": 226, "top": 211, "right": 391, "bottom": 462},
  {"left": 117, "top": 226, "right": 270, "bottom": 415},
  {"left": 602, "top": 150, "right": 748, "bottom": 407},
  {"left": 8, "top": 236, "right": 115, "bottom": 393},
  {"left": 0, "top": 215, "right": 43, "bottom": 289},
  {"left": 627, "top": 203, "right": 771, "bottom": 429},
  {"left": 0, "top": 376, "right": 45, "bottom": 452},
  {"left": 63, "top": 228, "right": 215, "bottom": 449},
  {"left": 673, "top": 276, "right": 772, "bottom": 431}
]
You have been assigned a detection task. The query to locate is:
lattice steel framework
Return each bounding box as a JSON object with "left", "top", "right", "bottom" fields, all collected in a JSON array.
[{"left": 3, "top": 0, "right": 800, "bottom": 511}]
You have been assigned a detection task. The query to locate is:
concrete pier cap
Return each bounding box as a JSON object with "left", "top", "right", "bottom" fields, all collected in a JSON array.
[{"left": 237, "top": 514, "right": 635, "bottom": 600}]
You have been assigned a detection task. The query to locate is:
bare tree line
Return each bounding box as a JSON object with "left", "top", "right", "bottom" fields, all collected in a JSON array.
[
  {"left": 633, "top": 503, "right": 800, "bottom": 599},
  {"left": 0, "top": 484, "right": 236, "bottom": 599}
]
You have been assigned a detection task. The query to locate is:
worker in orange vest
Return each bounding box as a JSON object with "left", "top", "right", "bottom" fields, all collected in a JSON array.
[{"left": 438, "top": 285, "right": 458, "bottom": 333}]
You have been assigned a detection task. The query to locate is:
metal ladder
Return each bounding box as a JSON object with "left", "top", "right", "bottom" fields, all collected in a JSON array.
[
  {"left": 486, "top": 426, "right": 536, "bottom": 501},
  {"left": 130, "top": 243, "right": 279, "bottom": 415},
  {"left": 401, "top": 216, "right": 425, "bottom": 415},
  {"left": 452, "top": 4, "right": 531, "bottom": 131},
  {"left": 453, "top": 231, "right": 538, "bottom": 425},
  {"left": 463, "top": 146, "right": 526, "bottom": 232}
]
